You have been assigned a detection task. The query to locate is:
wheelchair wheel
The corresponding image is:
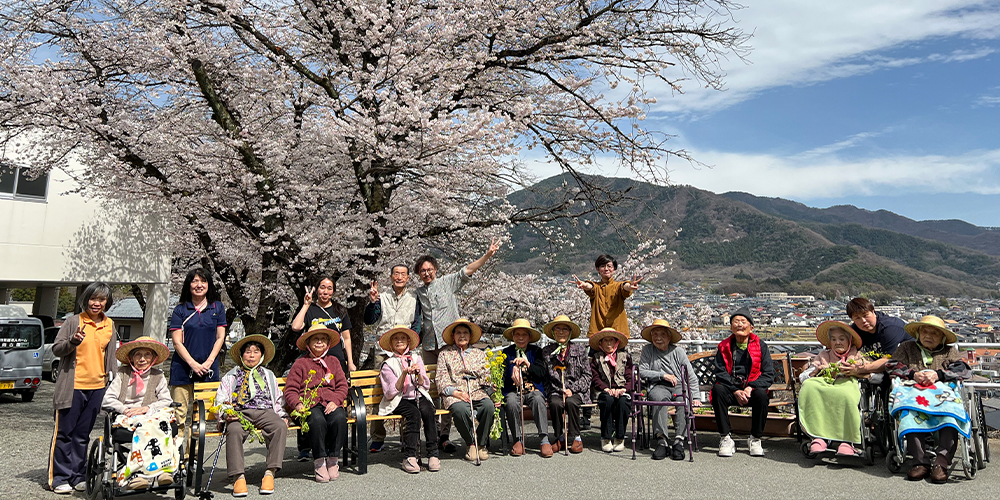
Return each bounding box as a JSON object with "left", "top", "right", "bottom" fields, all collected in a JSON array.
[
  {"left": 864, "top": 444, "right": 875, "bottom": 466},
  {"left": 886, "top": 453, "right": 903, "bottom": 473},
  {"left": 174, "top": 478, "right": 186, "bottom": 500},
  {"left": 102, "top": 446, "right": 117, "bottom": 500},
  {"left": 85, "top": 437, "right": 104, "bottom": 500},
  {"left": 800, "top": 440, "right": 817, "bottom": 459}
]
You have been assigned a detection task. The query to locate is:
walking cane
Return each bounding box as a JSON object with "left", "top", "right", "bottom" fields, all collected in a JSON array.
[
  {"left": 462, "top": 374, "right": 482, "bottom": 466},
  {"left": 198, "top": 434, "right": 226, "bottom": 500},
  {"left": 516, "top": 364, "right": 526, "bottom": 451},
  {"left": 557, "top": 366, "right": 569, "bottom": 456},
  {"left": 410, "top": 363, "right": 423, "bottom": 467}
]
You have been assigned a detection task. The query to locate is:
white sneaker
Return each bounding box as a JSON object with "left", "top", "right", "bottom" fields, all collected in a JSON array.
[
  {"left": 718, "top": 434, "right": 735, "bottom": 457},
  {"left": 601, "top": 439, "right": 613, "bottom": 453},
  {"left": 612, "top": 439, "right": 625, "bottom": 452},
  {"left": 53, "top": 484, "right": 74, "bottom": 495},
  {"left": 748, "top": 437, "right": 764, "bottom": 457}
]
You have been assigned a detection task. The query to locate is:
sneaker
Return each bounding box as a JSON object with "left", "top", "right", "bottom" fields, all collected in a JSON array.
[
  {"left": 369, "top": 441, "right": 384, "bottom": 453},
  {"left": 809, "top": 438, "right": 827, "bottom": 454},
  {"left": 836, "top": 442, "right": 857, "bottom": 456},
  {"left": 314, "top": 459, "right": 330, "bottom": 483},
  {"left": 402, "top": 457, "right": 420, "bottom": 474},
  {"left": 232, "top": 475, "right": 248, "bottom": 497},
  {"left": 601, "top": 439, "right": 613, "bottom": 453},
  {"left": 73, "top": 483, "right": 86, "bottom": 492},
  {"left": 671, "top": 441, "right": 686, "bottom": 461},
  {"left": 718, "top": 434, "right": 735, "bottom": 457},
  {"left": 612, "top": 439, "right": 625, "bottom": 452},
  {"left": 652, "top": 443, "right": 669, "bottom": 460},
  {"left": 297, "top": 449, "right": 311, "bottom": 462},
  {"left": 326, "top": 458, "right": 340, "bottom": 480},
  {"left": 53, "top": 484, "right": 74, "bottom": 495},
  {"left": 260, "top": 471, "right": 275, "bottom": 495},
  {"left": 748, "top": 437, "right": 764, "bottom": 457},
  {"left": 427, "top": 456, "right": 441, "bottom": 472}
]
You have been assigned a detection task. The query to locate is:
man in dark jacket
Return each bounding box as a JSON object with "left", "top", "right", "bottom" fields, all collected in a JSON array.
[
  {"left": 841, "top": 297, "right": 909, "bottom": 378},
  {"left": 712, "top": 308, "right": 774, "bottom": 458}
]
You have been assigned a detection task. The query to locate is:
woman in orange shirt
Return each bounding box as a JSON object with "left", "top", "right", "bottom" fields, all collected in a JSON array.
[{"left": 48, "top": 282, "right": 117, "bottom": 494}]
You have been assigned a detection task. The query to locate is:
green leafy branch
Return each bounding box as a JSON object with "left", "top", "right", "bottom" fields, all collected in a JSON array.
[{"left": 290, "top": 369, "right": 319, "bottom": 433}]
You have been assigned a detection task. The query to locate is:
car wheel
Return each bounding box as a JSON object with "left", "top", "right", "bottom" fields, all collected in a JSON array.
[{"left": 50, "top": 361, "right": 59, "bottom": 383}]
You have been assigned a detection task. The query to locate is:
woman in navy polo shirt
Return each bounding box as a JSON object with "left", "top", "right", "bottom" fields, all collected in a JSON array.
[{"left": 168, "top": 268, "right": 228, "bottom": 456}]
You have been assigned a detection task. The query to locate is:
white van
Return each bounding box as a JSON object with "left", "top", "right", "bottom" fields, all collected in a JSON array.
[{"left": 0, "top": 305, "right": 44, "bottom": 401}]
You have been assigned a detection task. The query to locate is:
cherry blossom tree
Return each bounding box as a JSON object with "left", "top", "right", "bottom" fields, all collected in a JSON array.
[{"left": 0, "top": 0, "right": 747, "bottom": 369}]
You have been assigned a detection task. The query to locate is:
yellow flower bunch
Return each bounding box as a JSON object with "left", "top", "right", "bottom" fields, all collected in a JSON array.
[
  {"left": 484, "top": 350, "right": 507, "bottom": 440},
  {"left": 290, "top": 369, "right": 319, "bottom": 433},
  {"left": 208, "top": 395, "right": 265, "bottom": 444}
]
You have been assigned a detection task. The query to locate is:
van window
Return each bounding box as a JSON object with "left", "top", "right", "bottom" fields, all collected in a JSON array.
[
  {"left": 44, "top": 327, "right": 59, "bottom": 345},
  {"left": 0, "top": 324, "right": 43, "bottom": 349}
]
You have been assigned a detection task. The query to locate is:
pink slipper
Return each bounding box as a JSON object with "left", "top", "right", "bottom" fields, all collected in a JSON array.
[
  {"left": 836, "top": 442, "right": 857, "bottom": 456},
  {"left": 809, "top": 438, "right": 826, "bottom": 454},
  {"left": 314, "top": 458, "right": 330, "bottom": 483}
]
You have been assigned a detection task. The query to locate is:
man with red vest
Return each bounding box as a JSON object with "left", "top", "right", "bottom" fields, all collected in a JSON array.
[{"left": 711, "top": 308, "right": 775, "bottom": 457}]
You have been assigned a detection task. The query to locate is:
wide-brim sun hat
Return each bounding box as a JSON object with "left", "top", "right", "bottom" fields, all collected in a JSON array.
[
  {"left": 814, "top": 321, "right": 861, "bottom": 349},
  {"left": 543, "top": 315, "right": 582, "bottom": 340},
  {"left": 904, "top": 315, "right": 957, "bottom": 345},
  {"left": 296, "top": 323, "right": 342, "bottom": 351},
  {"left": 229, "top": 334, "right": 276, "bottom": 366},
  {"left": 116, "top": 336, "right": 170, "bottom": 365},
  {"left": 379, "top": 325, "right": 421, "bottom": 352},
  {"left": 640, "top": 319, "right": 681, "bottom": 344},
  {"left": 588, "top": 327, "right": 629, "bottom": 351},
  {"left": 442, "top": 318, "right": 482, "bottom": 346},
  {"left": 503, "top": 318, "right": 541, "bottom": 343}
]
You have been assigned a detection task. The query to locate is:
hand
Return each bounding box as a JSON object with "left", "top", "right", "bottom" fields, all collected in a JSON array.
[
  {"left": 663, "top": 373, "right": 678, "bottom": 385},
  {"left": 225, "top": 413, "right": 240, "bottom": 422},
  {"left": 189, "top": 361, "right": 208, "bottom": 376},
  {"left": 303, "top": 286, "right": 315, "bottom": 306},
  {"left": 624, "top": 274, "right": 644, "bottom": 291},
  {"left": 123, "top": 406, "right": 149, "bottom": 417},
  {"left": 734, "top": 389, "right": 749, "bottom": 405},
  {"left": 368, "top": 281, "right": 379, "bottom": 304},
  {"left": 512, "top": 369, "right": 523, "bottom": 386},
  {"left": 569, "top": 275, "right": 593, "bottom": 291},
  {"left": 295, "top": 404, "right": 305, "bottom": 413},
  {"left": 73, "top": 325, "right": 86, "bottom": 343},
  {"left": 513, "top": 357, "right": 529, "bottom": 368},
  {"left": 348, "top": 360, "right": 357, "bottom": 373},
  {"left": 692, "top": 400, "right": 702, "bottom": 407},
  {"left": 915, "top": 370, "right": 938, "bottom": 385},
  {"left": 282, "top": 418, "right": 289, "bottom": 426},
  {"left": 484, "top": 237, "right": 500, "bottom": 259},
  {"left": 838, "top": 361, "right": 861, "bottom": 377},
  {"left": 324, "top": 401, "right": 338, "bottom": 415},
  {"left": 563, "top": 389, "right": 572, "bottom": 398},
  {"left": 453, "top": 390, "right": 471, "bottom": 403}
]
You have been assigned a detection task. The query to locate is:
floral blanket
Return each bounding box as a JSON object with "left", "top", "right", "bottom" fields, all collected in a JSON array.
[
  {"left": 112, "top": 408, "right": 181, "bottom": 484},
  {"left": 888, "top": 378, "right": 970, "bottom": 446}
]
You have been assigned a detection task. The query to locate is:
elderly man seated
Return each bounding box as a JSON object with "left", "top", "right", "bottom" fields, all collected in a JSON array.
[{"left": 712, "top": 308, "right": 775, "bottom": 458}]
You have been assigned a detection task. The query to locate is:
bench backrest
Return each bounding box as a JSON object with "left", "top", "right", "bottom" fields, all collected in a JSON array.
[
  {"left": 192, "top": 364, "right": 442, "bottom": 422},
  {"left": 686, "top": 350, "right": 795, "bottom": 395}
]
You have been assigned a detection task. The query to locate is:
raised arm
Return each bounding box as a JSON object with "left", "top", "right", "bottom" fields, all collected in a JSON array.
[{"left": 464, "top": 237, "right": 500, "bottom": 277}]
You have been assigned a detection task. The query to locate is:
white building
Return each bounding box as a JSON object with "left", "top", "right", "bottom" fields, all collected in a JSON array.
[{"left": 0, "top": 156, "right": 172, "bottom": 341}]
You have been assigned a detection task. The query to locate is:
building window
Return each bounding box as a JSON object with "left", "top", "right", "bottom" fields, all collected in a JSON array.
[
  {"left": 118, "top": 325, "right": 131, "bottom": 341},
  {"left": 0, "top": 164, "right": 48, "bottom": 201}
]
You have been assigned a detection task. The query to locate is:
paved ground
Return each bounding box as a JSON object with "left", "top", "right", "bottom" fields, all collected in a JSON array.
[{"left": 3, "top": 382, "right": 998, "bottom": 500}]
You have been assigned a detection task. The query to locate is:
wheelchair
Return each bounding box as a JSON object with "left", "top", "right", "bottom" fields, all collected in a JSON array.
[
  {"left": 800, "top": 374, "right": 890, "bottom": 465},
  {"left": 85, "top": 403, "right": 187, "bottom": 500},
  {"left": 884, "top": 378, "right": 987, "bottom": 480}
]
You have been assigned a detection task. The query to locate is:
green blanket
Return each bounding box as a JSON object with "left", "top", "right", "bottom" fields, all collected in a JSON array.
[{"left": 798, "top": 377, "right": 862, "bottom": 444}]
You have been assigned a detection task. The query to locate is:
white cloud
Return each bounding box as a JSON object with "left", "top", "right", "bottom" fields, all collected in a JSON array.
[
  {"left": 666, "top": 148, "right": 1000, "bottom": 198},
  {"left": 651, "top": 0, "right": 1000, "bottom": 114}
]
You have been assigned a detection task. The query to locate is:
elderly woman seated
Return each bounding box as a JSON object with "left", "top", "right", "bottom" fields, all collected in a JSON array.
[
  {"left": 798, "top": 321, "right": 870, "bottom": 456},
  {"left": 886, "top": 315, "right": 971, "bottom": 483},
  {"left": 101, "top": 337, "right": 177, "bottom": 491},
  {"left": 436, "top": 318, "right": 497, "bottom": 463},
  {"left": 283, "top": 324, "right": 349, "bottom": 483}
]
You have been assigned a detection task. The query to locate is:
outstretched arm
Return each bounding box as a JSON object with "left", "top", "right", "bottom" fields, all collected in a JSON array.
[{"left": 464, "top": 238, "right": 500, "bottom": 276}]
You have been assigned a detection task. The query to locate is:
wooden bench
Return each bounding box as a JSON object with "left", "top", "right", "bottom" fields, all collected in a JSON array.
[
  {"left": 187, "top": 364, "right": 448, "bottom": 490},
  {"left": 686, "top": 350, "right": 801, "bottom": 438}
]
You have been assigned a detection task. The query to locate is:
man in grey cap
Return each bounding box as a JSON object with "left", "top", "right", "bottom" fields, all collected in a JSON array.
[{"left": 711, "top": 308, "right": 775, "bottom": 457}]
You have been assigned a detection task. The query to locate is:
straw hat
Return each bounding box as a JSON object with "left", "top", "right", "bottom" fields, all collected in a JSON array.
[
  {"left": 378, "top": 325, "right": 421, "bottom": 352},
  {"left": 442, "top": 318, "right": 482, "bottom": 346},
  {"left": 229, "top": 334, "right": 276, "bottom": 366},
  {"left": 296, "top": 323, "right": 342, "bottom": 351},
  {"left": 542, "top": 315, "right": 582, "bottom": 340},
  {"left": 640, "top": 319, "right": 681, "bottom": 344},
  {"left": 588, "top": 327, "right": 628, "bottom": 350},
  {"left": 814, "top": 321, "right": 861, "bottom": 349},
  {"left": 503, "top": 318, "right": 541, "bottom": 343},
  {"left": 904, "top": 315, "right": 957, "bottom": 345},
  {"left": 116, "top": 336, "right": 169, "bottom": 365}
]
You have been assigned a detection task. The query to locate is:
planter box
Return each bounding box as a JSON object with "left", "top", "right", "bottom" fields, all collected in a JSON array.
[{"left": 694, "top": 412, "right": 798, "bottom": 437}]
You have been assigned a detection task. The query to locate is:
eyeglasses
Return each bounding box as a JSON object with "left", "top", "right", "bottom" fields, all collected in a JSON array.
[{"left": 418, "top": 268, "right": 435, "bottom": 275}]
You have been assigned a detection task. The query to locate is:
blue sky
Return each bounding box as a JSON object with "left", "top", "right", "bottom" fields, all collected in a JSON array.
[{"left": 533, "top": 0, "right": 1000, "bottom": 227}]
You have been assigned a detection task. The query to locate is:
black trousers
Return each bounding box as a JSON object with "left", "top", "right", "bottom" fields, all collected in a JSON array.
[
  {"left": 306, "top": 405, "right": 347, "bottom": 459},
  {"left": 907, "top": 428, "right": 959, "bottom": 466},
  {"left": 711, "top": 384, "right": 769, "bottom": 438},
  {"left": 597, "top": 392, "right": 632, "bottom": 440},
  {"left": 549, "top": 393, "right": 582, "bottom": 441},
  {"left": 394, "top": 398, "right": 439, "bottom": 458}
]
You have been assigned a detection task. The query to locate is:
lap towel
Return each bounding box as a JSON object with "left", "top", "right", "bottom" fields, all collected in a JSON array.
[
  {"left": 113, "top": 408, "right": 180, "bottom": 485},
  {"left": 889, "top": 379, "right": 970, "bottom": 447},
  {"left": 798, "top": 377, "right": 862, "bottom": 444}
]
